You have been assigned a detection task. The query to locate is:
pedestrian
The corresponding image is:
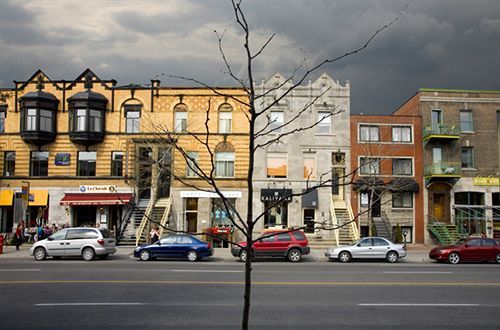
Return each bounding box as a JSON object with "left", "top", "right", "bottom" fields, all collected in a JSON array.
[
  {"left": 150, "top": 226, "right": 160, "bottom": 243},
  {"left": 14, "top": 223, "right": 23, "bottom": 250},
  {"left": 37, "top": 226, "right": 44, "bottom": 240}
]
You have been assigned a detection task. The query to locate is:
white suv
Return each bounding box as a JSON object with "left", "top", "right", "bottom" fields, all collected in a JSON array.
[{"left": 30, "top": 227, "right": 116, "bottom": 261}]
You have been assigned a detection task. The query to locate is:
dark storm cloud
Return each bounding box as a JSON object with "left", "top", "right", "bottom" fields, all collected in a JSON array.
[{"left": 0, "top": 0, "right": 499, "bottom": 115}]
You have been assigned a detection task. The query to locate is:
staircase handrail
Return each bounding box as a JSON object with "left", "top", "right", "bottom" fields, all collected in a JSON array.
[
  {"left": 117, "top": 199, "right": 136, "bottom": 243},
  {"left": 330, "top": 195, "right": 339, "bottom": 246},
  {"left": 158, "top": 198, "right": 172, "bottom": 238},
  {"left": 135, "top": 196, "right": 156, "bottom": 246},
  {"left": 345, "top": 197, "right": 359, "bottom": 240}
]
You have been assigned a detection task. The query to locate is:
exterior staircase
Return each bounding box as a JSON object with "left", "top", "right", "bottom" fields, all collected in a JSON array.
[
  {"left": 373, "top": 215, "right": 392, "bottom": 240},
  {"left": 427, "top": 224, "right": 464, "bottom": 246},
  {"left": 117, "top": 198, "right": 149, "bottom": 245},
  {"left": 335, "top": 208, "right": 356, "bottom": 245},
  {"left": 134, "top": 197, "right": 172, "bottom": 246},
  {"left": 324, "top": 196, "right": 359, "bottom": 247}
]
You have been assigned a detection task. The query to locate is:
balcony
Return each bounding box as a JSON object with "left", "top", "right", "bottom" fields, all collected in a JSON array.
[
  {"left": 423, "top": 125, "right": 460, "bottom": 143},
  {"left": 424, "top": 162, "right": 461, "bottom": 179}
]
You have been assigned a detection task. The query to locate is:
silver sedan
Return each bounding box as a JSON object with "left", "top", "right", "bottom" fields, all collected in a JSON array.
[{"left": 325, "top": 237, "right": 407, "bottom": 263}]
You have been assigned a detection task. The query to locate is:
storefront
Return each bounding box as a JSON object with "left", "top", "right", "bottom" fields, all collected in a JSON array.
[
  {"left": 261, "top": 189, "right": 293, "bottom": 229},
  {"left": 301, "top": 189, "right": 318, "bottom": 233},
  {"left": 0, "top": 190, "right": 14, "bottom": 233}
]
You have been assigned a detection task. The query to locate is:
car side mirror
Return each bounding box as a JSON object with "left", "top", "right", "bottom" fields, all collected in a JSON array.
[{"left": 47, "top": 236, "right": 54, "bottom": 241}]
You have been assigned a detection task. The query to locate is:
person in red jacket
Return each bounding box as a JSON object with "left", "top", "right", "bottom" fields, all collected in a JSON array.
[{"left": 14, "top": 223, "right": 23, "bottom": 250}]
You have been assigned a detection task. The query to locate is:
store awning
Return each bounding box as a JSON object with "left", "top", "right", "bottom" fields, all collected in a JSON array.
[
  {"left": 388, "top": 178, "right": 420, "bottom": 192},
  {"left": 353, "top": 178, "right": 385, "bottom": 192},
  {"left": 60, "top": 193, "right": 134, "bottom": 206},
  {"left": 29, "top": 190, "right": 48, "bottom": 206},
  {"left": 0, "top": 190, "right": 14, "bottom": 206},
  {"left": 301, "top": 189, "right": 318, "bottom": 208}
]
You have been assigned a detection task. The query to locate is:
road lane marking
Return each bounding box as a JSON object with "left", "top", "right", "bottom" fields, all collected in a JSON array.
[
  {"left": 359, "top": 303, "right": 481, "bottom": 307},
  {"left": 35, "top": 302, "right": 234, "bottom": 307},
  {"left": 383, "top": 271, "right": 453, "bottom": 274},
  {"left": 35, "top": 303, "right": 144, "bottom": 306},
  {"left": 1, "top": 280, "right": 500, "bottom": 287},
  {"left": 171, "top": 270, "right": 242, "bottom": 273},
  {"left": 0, "top": 269, "right": 40, "bottom": 272}
]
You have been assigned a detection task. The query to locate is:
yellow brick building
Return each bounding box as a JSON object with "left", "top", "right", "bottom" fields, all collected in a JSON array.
[{"left": 0, "top": 69, "right": 249, "bottom": 245}]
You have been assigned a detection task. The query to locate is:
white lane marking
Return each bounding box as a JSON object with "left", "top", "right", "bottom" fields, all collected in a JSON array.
[
  {"left": 383, "top": 271, "right": 453, "bottom": 274},
  {"left": 0, "top": 269, "right": 40, "bottom": 272},
  {"left": 35, "top": 303, "right": 144, "bottom": 306},
  {"left": 359, "top": 304, "right": 481, "bottom": 307},
  {"left": 171, "top": 269, "right": 242, "bottom": 273}
]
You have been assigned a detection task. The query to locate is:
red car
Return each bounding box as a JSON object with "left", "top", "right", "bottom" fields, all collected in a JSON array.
[
  {"left": 429, "top": 237, "right": 500, "bottom": 264},
  {"left": 231, "top": 230, "right": 310, "bottom": 262}
]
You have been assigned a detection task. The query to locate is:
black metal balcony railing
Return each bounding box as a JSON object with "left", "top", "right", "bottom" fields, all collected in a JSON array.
[
  {"left": 423, "top": 124, "right": 460, "bottom": 141},
  {"left": 424, "top": 162, "right": 461, "bottom": 178}
]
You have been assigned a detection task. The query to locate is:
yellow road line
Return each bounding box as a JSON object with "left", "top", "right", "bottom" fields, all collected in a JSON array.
[{"left": 0, "top": 280, "right": 499, "bottom": 286}]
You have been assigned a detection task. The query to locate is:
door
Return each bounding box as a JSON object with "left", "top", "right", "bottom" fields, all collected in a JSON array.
[
  {"left": 65, "top": 229, "right": 98, "bottom": 256},
  {"left": 432, "top": 147, "right": 443, "bottom": 173},
  {"left": 303, "top": 209, "right": 315, "bottom": 234},
  {"left": 432, "top": 193, "right": 446, "bottom": 222},
  {"left": 351, "top": 238, "right": 373, "bottom": 258},
  {"left": 157, "top": 148, "right": 171, "bottom": 198},
  {"left": 44, "top": 230, "right": 68, "bottom": 256},
  {"left": 156, "top": 235, "right": 176, "bottom": 258},
  {"left": 254, "top": 235, "right": 275, "bottom": 257},
  {"left": 372, "top": 192, "right": 381, "bottom": 218},
  {"left": 460, "top": 239, "right": 482, "bottom": 261},
  {"left": 138, "top": 147, "right": 152, "bottom": 199},
  {"left": 371, "top": 237, "right": 391, "bottom": 258},
  {"left": 332, "top": 168, "right": 345, "bottom": 201}
]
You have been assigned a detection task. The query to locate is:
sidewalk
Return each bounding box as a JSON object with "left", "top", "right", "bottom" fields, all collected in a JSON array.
[{"left": 1, "top": 243, "right": 432, "bottom": 263}]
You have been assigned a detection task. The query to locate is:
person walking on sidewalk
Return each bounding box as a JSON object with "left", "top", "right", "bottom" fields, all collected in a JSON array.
[{"left": 14, "top": 223, "right": 23, "bottom": 250}]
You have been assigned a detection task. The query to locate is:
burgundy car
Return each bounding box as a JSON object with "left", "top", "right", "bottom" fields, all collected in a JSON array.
[
  {"left": 429, "top": 237, "right": 500, "bottom": 264},
  {"left": 231, "top": 230, "right": 310, "bottom": 262}
]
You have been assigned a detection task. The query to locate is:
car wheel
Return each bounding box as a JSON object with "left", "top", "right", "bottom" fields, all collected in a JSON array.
[
  {"left": 287, "top": 249, "right": 302, "bottom": 263},
  {"left": 338, "top": 251, "right": 351, "bottom": 263},
  {"left": 139, "top": 250, "right": 151, "bottom": 261},
  {"left": 496, "top": 253, "right": 500, "bottom": 264},
  {"left": 34, "top": 247, "right": 47, "bottom": 261},
  {"left": 386, "top": 251, "right": 399, "bottom": 263},
  {"left": 187, "top": 250, "right": 198, "bottom": 262},
  {"left": 98, "top": 254, "right": 108, "bottom": 260},
  {"left": 82, "top": 247, "right": 95, "bottom": 261},
  {"left": 239, "top": 249, "right": 248, "bottom": 262},
  {"left": 448, "top": 252, "right": 460, "bottom": 264}
]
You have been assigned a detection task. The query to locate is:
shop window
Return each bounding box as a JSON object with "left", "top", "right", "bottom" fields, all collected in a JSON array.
[
  {"left": 111, "top": 151, "right": 123, "bottom": 177},
  {"left": 174, "top": 103, "right": 188, "bottom": 132},
  {"left": 218, "top": 103, "right": 233, "bottom": 134},
  {"left": 359, "top": 125, "right": 379, "bottom": 142},
  {"left": 392, "top": 126, "right": 412, "bottom": 142},
  {"left": 186, "top": 152, "right": 199, "bottom": 177},
  {"left": 392, "top": 192, "right": 413, "bottom": 208},
  {"left": 211, "top": 198, "right": 235, "bottom": 227},
  {"left": 392, "top": 158, "right": 412, "bottom": 176},
  {"left": 78, "top": 151, "right": 96, "bottom": 176},
  {"left": 267, "top": 152, "right": 287, "bottom": 179},
  {"left": 264, "top": 201, "right": 288, "bottom": 228},
  {"left": 125, "top": 105, "right": 141, "bottom": 133},
  {"left": 30, "top": 151, "right": 49, "bottom": 176},
  {"left": 4, "top": 151, "right": 15, "bottom": 176},
  {"left": 303, "top": 153, "right": 316, "bottom": 179},
  {"left": 317, "top": 111, "right": 331, "bottom": 134},
  {"left": 269, "top": 111, "right": 284, "bottom": 133}
]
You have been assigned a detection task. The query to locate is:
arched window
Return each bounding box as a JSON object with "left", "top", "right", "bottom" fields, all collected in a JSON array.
[
  {"left": 214, "top": 141, "right": 235, "bottom": 178},
  {"left": 123, "top": 99, "right": 142, "bottom": 133},
  {"left": 218, "top": 103, "right": 233, "bottom": 134},
  {"left": 174, "top": 103, "right": 188, "bottom": 133}
]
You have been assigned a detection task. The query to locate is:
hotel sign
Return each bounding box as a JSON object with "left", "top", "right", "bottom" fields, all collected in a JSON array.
[{"left": 473, "top": 177, "right": 500, "bottom": 186}]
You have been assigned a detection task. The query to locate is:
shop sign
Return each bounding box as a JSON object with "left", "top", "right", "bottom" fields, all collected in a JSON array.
[
  {"left": 211, "top": 226, "right": 233, "bottom": 234},
  {"left": 180, "top": 191, "right": 242, "bottom": 198},
  {"left": 473, "top": 177, "right": 499, "bottom": 186},
  {"left": 260, "top": 189, "right": 293, "bottom": 202},
  {"left": 55, "top": 153, "right": 71, "bottom": 166},
  {"left": 79, "top": 185, "right": 117, "bottom": 193}
]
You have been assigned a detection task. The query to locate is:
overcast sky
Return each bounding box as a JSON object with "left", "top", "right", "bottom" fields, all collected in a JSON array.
[{"left": 1, "top": 0, "right": 499, "bottom": 114}]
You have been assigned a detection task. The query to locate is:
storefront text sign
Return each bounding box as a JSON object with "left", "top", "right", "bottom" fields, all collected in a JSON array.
[
  {"left": 260, "top": 189, "right": 293, "bottom": 202},
  {"left": 473, "top": 177, "right": 500, "bottom": 186},
  {"left": 79, "top": 185, "right": 117, "bottom": 193},
  {"left": 180, "top": 191, "right": 242, "bottom": 198}
]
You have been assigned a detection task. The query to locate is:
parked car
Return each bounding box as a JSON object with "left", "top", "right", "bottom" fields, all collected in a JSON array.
[
  {"left": 134, "top": 234, "right": 213, "bottom": 262},
  {"left": 30, "top": 227, "right": 116, "bottom": 261},
  {"left": 231, "top": 230, "right": 310, "bottom": 262},
  {"left": 429, "top": 237, "right": 500, "bottom": 264},
  {"left": 325, "top": 237, "right": 406, "bottom": 263}
]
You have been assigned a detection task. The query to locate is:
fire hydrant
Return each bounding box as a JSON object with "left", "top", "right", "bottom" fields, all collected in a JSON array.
[{"left": 0, "top": 234, "right": 4, "bottom": 255}]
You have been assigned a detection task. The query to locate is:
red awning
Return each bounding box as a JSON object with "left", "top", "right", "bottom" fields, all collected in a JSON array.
[{"left": 60, "top": 193, "right": 134, "bottom": 206}]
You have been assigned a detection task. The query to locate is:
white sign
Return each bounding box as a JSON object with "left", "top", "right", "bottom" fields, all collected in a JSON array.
[
  {"left": 180, "top": 191, "right": 242, "bottom": 198},
  {"left": 79, "top": 185, "right": 117, "bottom": 193}
]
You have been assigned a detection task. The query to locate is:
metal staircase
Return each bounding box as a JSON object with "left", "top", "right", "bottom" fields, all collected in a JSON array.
[
  {"left": 427, "top": 215, "right": 468, "bottom": 246},
  {"left": 117, "top": 198, "right": 149, "bottom": 245}
]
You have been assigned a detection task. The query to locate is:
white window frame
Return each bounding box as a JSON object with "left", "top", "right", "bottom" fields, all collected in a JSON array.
[
  {"left": 359, "top": 157, "right": 380, "bottom": 175},
  {"left": 126, "top": 110, "right": 140, "bottom": 133},
  {"left": 175, "top": 111, "right": 188, "bottom": 133},
  {"left": 460, "top": 110, "right": 474, "bottom": 132},
  {"left": 392, "top": 126, "right": 412, "bottom": 143},
  {"left": 269, "top": 111, "right": 284, "bottom": 133},
  {"left": 359, "top": 125, "right": 379, "bottom": 142},
  {"left": 303, "top": 153, "right": 316, "bottom": 180},
  {"left": 392, "top": 192, "right": 413, "bottom": 209},
  {"left": 215, "top": 152, "right": 234, "bottom": 178},
  {"left": 219, "top": 111, "right": 232, "bottom": 134},
  {"left": 186, "top": 151, "right": 199, "bottom": 178},
  {"left": 392, "top": 158, "right": 413, "bottom": 176},
  {"left": 317, "top": 111, "right": 331, "bottom": 134}
]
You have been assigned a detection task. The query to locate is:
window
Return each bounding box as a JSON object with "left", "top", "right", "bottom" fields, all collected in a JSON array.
[
  {"left": 186, "top": 152, "right": 199, "bottom": 177},
  {"left": 219, "top": 103, "right": 233, "bottom": 134},
  {"left": 76, "top": 109, "right": 86, "bottom": 131},
  {"left": 431, "top": 109, "right": 442, "bottom": 128},
  {"left": 30, "top": 151, "right": 49, "bottom": 176},
  {"left": 392, "top": 158, "right": 412, "bottom": 176},
  {"left": 392, "top": 192, "right": 413, "bottom": 208},
  {"left": 317, "top": 111, "right": 331, "bottom": 134},
  {"left": 291, "top": 231, "right": 306, "bottom": 241},
  {"left": 176, "top": 236, "right": 193, "bottom": 244},
  {"left": 359, "top": 125, "right": 379, "bottom": 142},
  {"left": 0, "top": 105, "right": 6, "bottom": 133},
  {"left": 125, "top": 106, "right": 141, "bottom": 133},
  {"left": 360, "top": 192, "right": 369, "bottom": 207},
  {"left": 4, "top": 151, "right": 15, "bottom": 176},
  {"left": 392, "top": 126, "right": 412, "bottom": 142},
  {"left": 360, "top": 157, "right": 380, "bottom": 175},
  {"left": 111, "top": 151, "right": 124, "bottom": 177},
  {"left": 26, "top": 109, "right": 37, "bottom": 131},
  {"left": 460, "top": 110, "right": 473, "bottom": 132},
  {"left": 89, "top": 110, "right": 102, "bottom": 132},
  {"left": 78, "top": 151, "right": 96, "bottom": 176},
  {"left": 461, "top": 147, "right": 474, "bottom": 168},
  {"left": 303, "top": 153, "right": 316, "bottom": 179},
  {"left": 373, "top": 238, "right": 389, "bottom": 246},
  {"left": 74, "top": 108, "right": 102, "bottom": 132},
  {"left": 211, "top": 198, "right": 235, "bottom": 226},
  {"left": 215, "top": 152, "right": 234, "bottom": 177},
  {"left": 277, "top": 232, "right": 291, "bottom": 241},
  {"left": 269, "top": 111, "right": 284, "bottom": 133},
  {"left": 267, "top": 153, "right": 287, "bottom": 178},
  {"left": 175, "top": 111, "right": 188, "bottom": 132}
]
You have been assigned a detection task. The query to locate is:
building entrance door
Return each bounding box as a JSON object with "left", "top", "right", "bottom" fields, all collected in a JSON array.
[
  {"left": 432, "top": 193, "right": 446, "bottom": 222},
  {"left": 303, "top": 209, "right": 315, "bottom": 233},
  {"left": 138, "top": 147, "right": 152, "bottom": 199}
]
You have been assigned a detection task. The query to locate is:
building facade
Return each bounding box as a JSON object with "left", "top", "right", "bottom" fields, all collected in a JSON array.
[
  {"left": 394, "top": 89, "right": 500, "bottom": 242},
  {"left": 253, "top": 73, "right": 352, "bottom": 240},
  {"left": 350, "top": 114, "right": 424, "bottom": 244},
  {"left": 0, "top": 69, "right": 249, "bottom": 246}
]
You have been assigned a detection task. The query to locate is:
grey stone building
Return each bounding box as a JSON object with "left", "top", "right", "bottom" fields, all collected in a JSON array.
[{"left": 252, "top": 73, "right": 353, "bottom": 241}]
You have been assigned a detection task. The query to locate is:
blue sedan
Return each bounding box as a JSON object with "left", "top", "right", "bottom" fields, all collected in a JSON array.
[{"left": 134, "top": 234, "right": 213, "bottom": 262}]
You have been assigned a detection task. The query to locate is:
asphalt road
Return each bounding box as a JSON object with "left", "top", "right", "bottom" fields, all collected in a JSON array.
[{"left": 0, "top": 255, "right": 499, "bottom": 329}]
